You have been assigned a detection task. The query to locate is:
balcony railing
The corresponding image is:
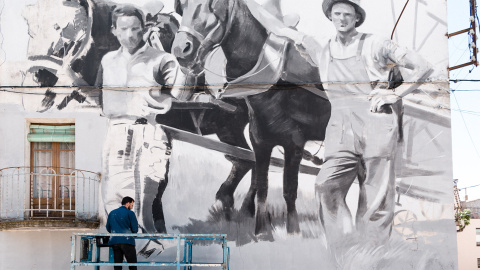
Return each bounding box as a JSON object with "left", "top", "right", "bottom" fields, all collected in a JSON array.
[{"left": 0, "top": 167, "right": 100, "bottom": 227}]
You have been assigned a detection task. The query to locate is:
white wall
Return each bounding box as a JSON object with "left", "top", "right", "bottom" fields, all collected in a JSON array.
[
  {"left": 0, "top": 96, "right": 107, "bottom": 172},
  {"left": 0, "top": 230, "right": 88, "bottom": 270}
]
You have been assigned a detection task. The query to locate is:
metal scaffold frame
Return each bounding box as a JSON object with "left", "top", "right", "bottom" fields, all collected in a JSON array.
[{"left": 70, "top": 233, "right": 230, "bottom": 270}]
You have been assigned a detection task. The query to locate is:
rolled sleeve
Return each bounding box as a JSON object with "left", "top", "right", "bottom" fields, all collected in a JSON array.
[
  {"left": 154, "top": 54, "right": 180, "bottom": 86},
  {"left": 372, "top": 38, "right": 408, "bottom": 67}
]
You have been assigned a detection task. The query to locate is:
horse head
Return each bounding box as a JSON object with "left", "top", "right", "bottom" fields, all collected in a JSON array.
[{"left": 172, "top": 0, "right": 235, "bottom": 77}]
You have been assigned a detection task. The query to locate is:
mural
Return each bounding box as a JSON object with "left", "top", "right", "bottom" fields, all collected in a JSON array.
[{"left": 0, "top": 0, "right": 457, "bottom": 269}]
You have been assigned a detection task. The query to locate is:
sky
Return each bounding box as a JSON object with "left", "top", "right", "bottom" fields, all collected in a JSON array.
[{"left": 448, "top": 0, "right": 480, "bottom": 201}]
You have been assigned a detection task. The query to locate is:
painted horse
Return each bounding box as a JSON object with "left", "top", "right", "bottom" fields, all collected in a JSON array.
[{"left": 172, "top": 0, "right": 331, "bottom": 234}]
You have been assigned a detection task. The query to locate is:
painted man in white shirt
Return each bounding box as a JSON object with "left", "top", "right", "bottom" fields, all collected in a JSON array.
[{"left": 97, "top": 5, "right": 184, "bottom": 241}]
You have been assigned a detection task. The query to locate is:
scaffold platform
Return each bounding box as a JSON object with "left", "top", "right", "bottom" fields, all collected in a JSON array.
[{"left": 70, "top": 233, "right": 230, "bottom": 270}]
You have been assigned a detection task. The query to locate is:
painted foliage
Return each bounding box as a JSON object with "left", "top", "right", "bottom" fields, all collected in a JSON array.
[{"left": 0, "top": 0, "right": 456, "bottom": 269}]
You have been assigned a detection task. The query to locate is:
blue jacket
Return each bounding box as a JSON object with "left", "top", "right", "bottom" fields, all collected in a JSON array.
[{"left": 106, "top": 206, "right": 139, "bottom": 246}]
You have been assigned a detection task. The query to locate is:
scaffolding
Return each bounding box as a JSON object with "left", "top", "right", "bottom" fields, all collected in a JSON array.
[{"left": 70, "top": 233, "right": 230, "bottom": 270}]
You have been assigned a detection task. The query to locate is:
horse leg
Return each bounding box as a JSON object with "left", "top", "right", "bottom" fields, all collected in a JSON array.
[
  {"left": 214, "top": 156, "right": 253, "bottom": 218},
  {"left": 215, "top": 127, "right": 253, "bottom": 219},
  {"left": 283, "top": 141, "right": 305, "bottom": 234},
  {"left": 239, "top": 166, "right": 256, "bottom": 217},
  {"left": 253, "top": 143, "right": 274, "bottom": 235}
]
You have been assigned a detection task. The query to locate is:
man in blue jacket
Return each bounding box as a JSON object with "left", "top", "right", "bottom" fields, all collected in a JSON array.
[{"left": 106, "top": 196, "right": 139, "bottom": 270}]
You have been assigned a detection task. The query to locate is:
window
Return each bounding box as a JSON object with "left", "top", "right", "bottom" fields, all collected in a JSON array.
[
  {"left": 477, "top": 228, "right": 480, "bottom": 246},
  {"left": 28, "top": 125, "right": 75, "bottom": 217}
]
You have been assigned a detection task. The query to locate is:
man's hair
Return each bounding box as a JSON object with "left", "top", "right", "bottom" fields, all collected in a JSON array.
[
  {"left": 121, "top": 196, "right": 135, "bottom": 205},
  {"left": 112, "top": 5, "right": 145, "bottom": 28}
]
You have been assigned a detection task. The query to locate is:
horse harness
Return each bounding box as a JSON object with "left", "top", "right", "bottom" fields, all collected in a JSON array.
[
  {"left": 209, "top": 33, "right": 328, "bottom": 101},
  {"left": 177, "top": 0, "right": 328, "bottom": 101},
  {"left": 177, "top": 0, "right": 238, "bottom": 70}
]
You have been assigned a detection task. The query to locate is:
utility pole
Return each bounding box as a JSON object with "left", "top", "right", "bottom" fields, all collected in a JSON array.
[
  {"left": 454, "top": 179, "right": 462, "bottom": 217},
  {"left": 454, "top": 179, "right": 465, "bottom": 231},
  {"left": 448, "top": 0, "right": 479, "bottom": 70}
]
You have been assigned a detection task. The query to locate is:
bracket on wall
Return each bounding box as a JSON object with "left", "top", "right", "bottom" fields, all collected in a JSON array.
[{"left": 448, "top": 0, "right": 479, "bottom": 71}]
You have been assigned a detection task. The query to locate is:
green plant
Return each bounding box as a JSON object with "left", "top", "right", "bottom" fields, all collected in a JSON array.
[{"left": 456, "top": 209, "right": 471, "bottom": 232}]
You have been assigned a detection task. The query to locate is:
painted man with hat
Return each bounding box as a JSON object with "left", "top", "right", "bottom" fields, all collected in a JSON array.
[
  {"left": 249, "top": 0, "right": 433, "bottom": 247},
  {"left": 317, "top": 0, "right": 432, "bottom": 247}
]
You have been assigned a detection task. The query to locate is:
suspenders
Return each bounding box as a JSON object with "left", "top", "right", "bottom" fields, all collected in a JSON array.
[
  {"left": 329, "top": 33, "right": 369, "bottom": 62},
  {"left": 356, "top": 33, "right": 368, "bottom": 60}
]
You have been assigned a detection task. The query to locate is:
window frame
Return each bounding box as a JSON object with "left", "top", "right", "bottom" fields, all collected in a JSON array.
[{"left": 27, "top": 121, "right": 76, "bottom": 217}]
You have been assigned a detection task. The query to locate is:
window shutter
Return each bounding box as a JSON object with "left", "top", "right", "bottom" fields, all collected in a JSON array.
[{"left": 27, "top": 125, "right": 75, "bottom": 142}]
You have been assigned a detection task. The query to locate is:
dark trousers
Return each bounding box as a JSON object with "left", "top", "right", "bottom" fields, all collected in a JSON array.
[{"left": 112, "top": 244, "right": 137, "bottom": 270}]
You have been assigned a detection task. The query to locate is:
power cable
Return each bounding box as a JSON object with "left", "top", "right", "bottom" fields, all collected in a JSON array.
[
  {"left": 459, "top": 183, "right": 480, "bottom": 191},
  {"left": 450, "top": 79, "right": 480, "bottom": 82},
  {"left": 451, "top": 47, "right": 470, "bottom": 67},
  {"left": 452, "top": 91, "right": 480, "bottom": 158},
  {"left": 451, "top": 69, "right": 475, "bottom": 91},
  {"left": 450, "top": 34, "right": 469, "bottom": 53},
  {"left": 452, "top": 108, "right": 480, "bottom": 116},
  {"left": 451, "top": 89, "right": 480, "bottom": 91},
  {"left": 391, "top": 0, "right": 410, "bottom": 40}
]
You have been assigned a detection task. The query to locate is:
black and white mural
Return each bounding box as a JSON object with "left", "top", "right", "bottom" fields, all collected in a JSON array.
[{"left": 0, "top": 0, "right": 457, "bottom": 268}]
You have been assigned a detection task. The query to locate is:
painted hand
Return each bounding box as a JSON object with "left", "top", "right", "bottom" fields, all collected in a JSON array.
[
  {"left": 142, "top": 91, "right": 173, "bottom": 115},
  {"left": 127, "top": 91, "right": 172, "bottom": 117},
  {"left": 294, "top": 35, "right": 317, "bottom": 67},
  {"left": 368, "top": 89, "right": 400, "bottom": 113}
]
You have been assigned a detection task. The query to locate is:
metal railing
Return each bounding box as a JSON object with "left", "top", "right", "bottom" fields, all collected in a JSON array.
[
  {"left": 71, "top": 233, "right": 230, "bottom": 270},
  {"left": 0, "top": 166, "right": 100, "bottom": 221}
]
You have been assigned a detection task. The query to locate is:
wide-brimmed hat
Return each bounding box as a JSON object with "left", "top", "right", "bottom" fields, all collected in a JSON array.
[{"left": 322, "top": 0, "right": 366, "bottom": 27}]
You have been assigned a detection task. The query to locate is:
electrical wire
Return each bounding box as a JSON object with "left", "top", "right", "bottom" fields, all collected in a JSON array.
[
  {"left": 451, "top": 47, "right": 470, "bottom": 67},
  {"left": 451, "top": 69, "right": 474, "bottom": 92},
  {"left": 451, "top": 89, "right": 480, "bottom": 91},
  {"left": 458, "top": 183, "right": 480, "bottom": 191},
  {"left": 391, "top": 0, "right": 410, "bottom": 40},
  {"left": 450, "top": 34, "right": 469, "bottom": 53},
  {"left": 452, "top": 91, "right": 480, "bottom": 158},
  {"left": 450, "top": 79, "right": 480, "bottom": 82},
  {"left": 452, "top": 108, "right": 480, "bottom": 116}
]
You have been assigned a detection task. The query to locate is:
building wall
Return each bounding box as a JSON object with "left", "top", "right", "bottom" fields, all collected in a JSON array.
[
  {"left": 0, "top": 101, "right": 107, "bottom": 172},
  {"left": 0, "top": 230, "right": 75, "bottom": 270},
  {"left": 458, "top": 219, "right": 480, "bottom": 270},
  {"left": 0, "top": 98, "right": 107, "bottom": 270}
]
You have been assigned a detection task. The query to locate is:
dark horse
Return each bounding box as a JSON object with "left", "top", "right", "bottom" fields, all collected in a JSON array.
[
  {"left": 30, "top": 0, "right": 252, "bottom": 233},
  {"left": 172, "top": 0, "right": 331, "bottom": 234}
]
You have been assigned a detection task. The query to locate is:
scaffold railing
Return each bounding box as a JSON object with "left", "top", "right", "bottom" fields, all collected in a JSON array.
[{"left": 71, "top": 233, "right": 230, "bottom": 270}]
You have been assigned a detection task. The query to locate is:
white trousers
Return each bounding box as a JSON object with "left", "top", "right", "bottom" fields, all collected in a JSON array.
[{"left": 102, "top": 119, "right": 171, "bottom": 233}]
